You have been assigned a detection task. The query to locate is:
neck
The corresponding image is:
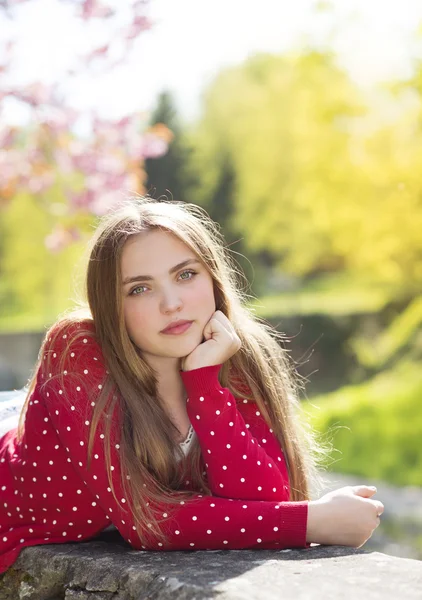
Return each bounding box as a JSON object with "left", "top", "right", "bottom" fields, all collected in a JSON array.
[{"left": 146, "top": 355, "right": 187, "bottom": 407}]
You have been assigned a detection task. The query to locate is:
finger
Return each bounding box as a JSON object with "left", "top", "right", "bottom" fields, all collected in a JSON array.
[
  {"left": 211, "top": 312, "right": 240, "bottom": 344},
  {"left": 374, "top": 501, "right": 384, "bottom": 516},
  {"left": 212, "top": 311, "right": 233, "bottom": 333},
  {"left": 203, "top": 313, "right": 230, "bottom": 340},
  {"left": 352, "top": 485, "right": 377, "bottom": 498}
]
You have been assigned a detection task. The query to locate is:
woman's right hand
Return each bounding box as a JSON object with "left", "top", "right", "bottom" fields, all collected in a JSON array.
[{"left": 306, "top": 485, "right": 384, "bottom": 548}]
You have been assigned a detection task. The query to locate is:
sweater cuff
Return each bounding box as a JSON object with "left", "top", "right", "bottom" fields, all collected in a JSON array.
[
  {"left": 284, "top": 501, "right": 308, "bottom": 547},
  {"left": 180, "top": 364, "right": 223, "bottom": 395}
]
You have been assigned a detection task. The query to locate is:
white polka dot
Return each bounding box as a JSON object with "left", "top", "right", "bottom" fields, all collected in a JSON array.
[
  {"left": 274, "top": 527, "right": 279, "bottom": 532},
  {"left": 192, "top": 516, "right": 197, "bottom": 521},
  {"left": 199, "top": 396, "right": 204, "bottom": 401},
  {"left": 257, "top": 538, "right": 262, "bottom": 543},
  {"left": 210, "top": 431, "right": 215, "bottom": 436},
  {"left": 207, "top": 529, "right": 212, "bottom": 534},
  {"left": 175, "top": 530, "right": 180, "bottom": 535},
  {"left": 216, "top": 410, "right": 220, "bottom": 415},
  {"left": 226, "top": 444, "right": 231, "bottom": 449},
  {"left": 222, "top": 465, "right": 227, "bottom": 470},
  {"left": 241, "top": 528, "right": 246, "bottom": 533},
  {"left": 258, "top": 486, "right": 262, "bottom": 491},
  {"left": 240, "top": 478, "right": 245, "bottom": 482},
  {"left": 224, "top": 516, "right": 229, "bottom": 521},
  {"left": 258, "top": 516, "right": 263, "bottom": 520}
]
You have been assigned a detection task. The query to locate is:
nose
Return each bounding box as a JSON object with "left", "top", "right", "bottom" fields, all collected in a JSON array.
[{"left": 159, "top": 286, "right": 183, "bottom": 314}]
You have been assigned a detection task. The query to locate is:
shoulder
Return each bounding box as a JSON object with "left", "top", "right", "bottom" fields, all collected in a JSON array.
[
  {"left": 44, "top": 318, "right": 99, "bottom": 355},
  {"left": 41, "top": 318, "right": 106, "bottom": 381}
]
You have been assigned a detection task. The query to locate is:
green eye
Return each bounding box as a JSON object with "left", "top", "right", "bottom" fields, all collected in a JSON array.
[
  {"left": 179, "top": 270, "right": 197, "bottom": 280},
  {"left": 130, "top": 285, "right": 147, "bottom": 296}
]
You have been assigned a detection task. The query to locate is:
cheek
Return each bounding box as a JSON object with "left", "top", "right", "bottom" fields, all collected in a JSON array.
[
  {"left": 123, "top": 301, "right": 151, "bottom": 340},
  {"left": 194, "top": 278, "right": 216, "bottom": 312}
]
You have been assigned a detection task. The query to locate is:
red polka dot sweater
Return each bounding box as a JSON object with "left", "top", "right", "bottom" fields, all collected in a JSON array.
[{"left": 0, "top": 321, "right": 309, "bottom": 573}]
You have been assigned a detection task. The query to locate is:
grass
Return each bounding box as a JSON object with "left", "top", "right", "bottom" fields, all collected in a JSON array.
[{"left": 304, "top": 360, "right": 422, "bottom": 486}]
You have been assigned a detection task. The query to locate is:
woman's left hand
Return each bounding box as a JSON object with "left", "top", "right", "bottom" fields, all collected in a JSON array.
[{"left": 181, "top": 310, "right": 241, "bottom": 371}]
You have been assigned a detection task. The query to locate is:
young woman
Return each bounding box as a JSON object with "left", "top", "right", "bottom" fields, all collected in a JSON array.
[{"left": 0, "top": 197, "right": 383, "bottom": 573}]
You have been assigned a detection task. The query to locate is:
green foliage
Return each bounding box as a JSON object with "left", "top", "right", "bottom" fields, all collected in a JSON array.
[
  {"left": 305, "top": 361, "right": 422, "bottom": 485},
  {"left": 350, "top": 296, "right": 422, "bottom": 368},
  {"left": 253, "top": 284, "right": 392, "bottom": 318},
  {"left": 189, "top": 48, "right": 422, "bottom": 295},
  {"left": 0, "top": 190, "right": 88, "bottom": 331}
]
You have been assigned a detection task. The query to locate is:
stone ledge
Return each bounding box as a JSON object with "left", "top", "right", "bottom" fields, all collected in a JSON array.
[{"left": 1, "top": 532, "right": 421, "bottom": 600}]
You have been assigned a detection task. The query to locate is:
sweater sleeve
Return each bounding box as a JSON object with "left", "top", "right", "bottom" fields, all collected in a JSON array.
[
  {"left": 41, "top": 324, "right": 308, "bottom": 551},
  {"left": 181, "top": 365, "right": 291, "bottom": 502}
]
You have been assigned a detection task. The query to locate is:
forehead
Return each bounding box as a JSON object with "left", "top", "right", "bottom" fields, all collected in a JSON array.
[{"left": 121, "top": 230, "right": 195, "bottom": 273}]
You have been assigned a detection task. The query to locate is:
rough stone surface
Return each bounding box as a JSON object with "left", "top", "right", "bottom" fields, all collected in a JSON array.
[{"left": 0, "top": 532, "right": 421, "bottom": 600}]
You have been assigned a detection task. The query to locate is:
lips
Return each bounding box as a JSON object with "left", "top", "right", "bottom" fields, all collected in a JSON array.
[{"left": 161, "top": 320, "right": 193, "bottom": 334}]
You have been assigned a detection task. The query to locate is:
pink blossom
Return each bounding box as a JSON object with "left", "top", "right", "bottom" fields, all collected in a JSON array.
[
  {"left": 84, "top": 44, "right": 109, "bottom": 64},
  {"left": 11, "top": 82, "right": 54, "bottom": 107},
  {"left": 0, "top": 127, "right": 17, "bottom": 147},
  {"left": 80, "top": 0, "right": 114, "bottom": 20},
  {"left": 45, "top": 225, "right": 80, "bottom": 253},
  {"left": 125, "top": 14, "right": 152, "bottom": 40},
  {"left": 137, "top": 132, "right": 169, "bottom": 159}
]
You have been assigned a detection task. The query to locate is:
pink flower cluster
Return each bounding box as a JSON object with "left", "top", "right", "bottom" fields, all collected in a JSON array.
[{"left": 0, "top": 0, "right": 169, "bottom": 251}]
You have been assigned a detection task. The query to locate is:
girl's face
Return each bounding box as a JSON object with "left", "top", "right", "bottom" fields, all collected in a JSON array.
[{"left": 121, "top": 229, "right": 216, "bottom": 365}]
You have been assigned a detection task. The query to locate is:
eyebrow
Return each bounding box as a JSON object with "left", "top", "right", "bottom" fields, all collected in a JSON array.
[{"left": 122, "top": 258, "right": 201, "bottom": 286}]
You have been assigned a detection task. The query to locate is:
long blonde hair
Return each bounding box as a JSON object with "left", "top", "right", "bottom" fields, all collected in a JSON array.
[{"left": 20, "top": 197, "right": 328, "bottom": 545}]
